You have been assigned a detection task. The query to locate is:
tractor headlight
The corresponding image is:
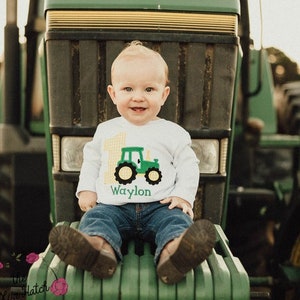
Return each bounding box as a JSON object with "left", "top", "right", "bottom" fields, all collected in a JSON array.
[
  {"left": 192, "top": 139, "right": 228, "bottom": 175},
  {"left": 61, "top": 136, "right": 92, "bottom": 171},
  {"left": 52, "top": 136, "right": 92, "bottom": 172}
]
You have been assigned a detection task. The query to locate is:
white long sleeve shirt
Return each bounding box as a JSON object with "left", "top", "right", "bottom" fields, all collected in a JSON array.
[{"left": 76, "top": 117, "right": 199, "bottom": 207}]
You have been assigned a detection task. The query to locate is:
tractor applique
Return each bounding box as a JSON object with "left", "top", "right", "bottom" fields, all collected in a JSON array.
[{"left": 114, "top": 147, "right": 162, "bottom": 185}]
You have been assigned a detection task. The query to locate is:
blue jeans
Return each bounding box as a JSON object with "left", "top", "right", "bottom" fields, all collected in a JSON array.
[{"left": 79, "top": 202, "right": 193, "bottom": 263}]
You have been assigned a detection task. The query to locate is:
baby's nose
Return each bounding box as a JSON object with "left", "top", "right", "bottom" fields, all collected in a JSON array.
[{"left": 132, "top": 91, "right": 145, "bottom": 101}]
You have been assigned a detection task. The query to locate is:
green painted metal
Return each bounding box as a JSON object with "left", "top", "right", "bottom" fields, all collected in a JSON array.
[
  {"left": 249, "top": 49, "right": 277, "bottom": 134},
  {"left": 195, "top": 260, "right": 214, "bottom": 299},
  {"left": 259, "top": 133, "right": 300, "bottom": 148},
  {"left": 121, "top": 242, "right": 139, "bottom": 300},
  {"left": 208, "top": 250, "right": 231, "bottom": 299},
  {"left": 101, "top": 267, "right": 122, "bottom": 300},
  {"left": 83, "top": 272, "right": 101, "bottom": 299},
  {"left": 138, "top": 244, "right": 157, "bottom": 299},
  {"left": 216, "top": 225, "right": 250, "bottom": 299},
  {"left": 26, "top": 222, "right": 249, "bottom": 299},
  {"left": 26, "top": 245, "right": 55, "bottom": 300},
  {"left": 44, "top": 0, "right": 240, "bottom": 13},
  {"left": 39, "top": 39, "right": 56, "bottom": 224},
  {"left": 64, "top": 266, "right": 83, "bottom": 300}
]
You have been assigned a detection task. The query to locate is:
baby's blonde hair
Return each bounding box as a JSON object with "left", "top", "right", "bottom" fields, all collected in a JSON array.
[{"left": 111, "top": 41, "right": 170, "bottom": 85}]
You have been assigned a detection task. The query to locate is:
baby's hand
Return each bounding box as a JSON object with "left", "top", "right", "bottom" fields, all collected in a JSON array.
[
  {"left": 160, "top": 196, "right": 194, "bottom": 219},
  {"left": 78, "top": 191, "right": 97, "bottom": 212}
]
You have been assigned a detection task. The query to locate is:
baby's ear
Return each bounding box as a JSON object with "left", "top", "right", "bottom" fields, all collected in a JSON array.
[
  {"left": 162, "top": 86, "right": 170, "bottom": 105},
  {"left": 107, "top": 85, "right": 116, "bottom": 104}
]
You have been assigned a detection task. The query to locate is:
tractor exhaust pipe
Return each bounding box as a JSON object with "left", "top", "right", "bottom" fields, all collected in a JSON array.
[{"left": 3, "top": 0, "right": 20, "bottom": 125}]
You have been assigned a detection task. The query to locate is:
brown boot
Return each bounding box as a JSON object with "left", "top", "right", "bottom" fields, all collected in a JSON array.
[
  {"left": 157, "top": 219, "right": 216, "bottom": 284},
  {"left": 49, "top": 225, "right": 117, "bottom": 278}
]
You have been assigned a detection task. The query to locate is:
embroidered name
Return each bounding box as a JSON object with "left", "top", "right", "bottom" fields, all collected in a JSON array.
[{"left": 110, "top": 185, "right": 151, "bottom": 199}]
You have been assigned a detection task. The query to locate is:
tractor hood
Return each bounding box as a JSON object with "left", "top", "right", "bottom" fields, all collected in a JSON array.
[{"left": 44, "top": 0, "right": 240, "bottom": 14}]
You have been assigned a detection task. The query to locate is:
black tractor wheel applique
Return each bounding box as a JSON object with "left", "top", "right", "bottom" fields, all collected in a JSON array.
[
  {"left": 114, "top": 162, "right": 137, "bottom": 184},
  {"left": 144, "top": 167, "right": 162, "bottom": 185}
]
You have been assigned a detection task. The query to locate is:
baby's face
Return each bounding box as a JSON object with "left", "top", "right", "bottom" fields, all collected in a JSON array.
[{"left": 107, "top": 57, "right": 170, "bottom": 126}]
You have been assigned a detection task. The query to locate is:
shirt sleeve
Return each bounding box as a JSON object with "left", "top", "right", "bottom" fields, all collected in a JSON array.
[{"left": 169, "top": 130, "right": 200, "bottom": 207}]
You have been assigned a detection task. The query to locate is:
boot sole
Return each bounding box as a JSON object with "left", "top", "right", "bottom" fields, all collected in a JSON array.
[
  {"left": 49, "top": 225, "right": 117, "bottom": 278},
  {"left": 157, "top": 219, "right": 216, "bottom": 284}
]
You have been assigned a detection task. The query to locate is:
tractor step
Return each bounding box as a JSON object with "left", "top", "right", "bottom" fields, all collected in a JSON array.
[{"left": 26, "top": 222, "right": 249, "bottom": 299}]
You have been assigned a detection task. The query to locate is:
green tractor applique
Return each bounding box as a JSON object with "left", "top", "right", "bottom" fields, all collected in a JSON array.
[{"left": 114, "top": 147, "right": 162, "bottom": 185}]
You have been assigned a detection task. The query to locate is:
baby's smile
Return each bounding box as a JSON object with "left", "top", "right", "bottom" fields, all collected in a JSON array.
[{"left": 131, "top": 107, "right": 147, "bottom": 112}]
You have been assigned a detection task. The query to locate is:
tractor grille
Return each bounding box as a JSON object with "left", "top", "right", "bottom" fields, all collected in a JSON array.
[
  {"left": 46, "top": 10, "right": 238, "bottom": 35},
  {"left": 46, "top": 40, "right": 237, "bottom": 130}
]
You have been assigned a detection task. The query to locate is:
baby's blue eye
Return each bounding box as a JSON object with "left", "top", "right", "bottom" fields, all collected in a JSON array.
[
  {"left": 124, "top": 87, "right": 132, "bottom": 92},
  {"left": 145, "top": 87, "right": 153, "bottom": 92}
]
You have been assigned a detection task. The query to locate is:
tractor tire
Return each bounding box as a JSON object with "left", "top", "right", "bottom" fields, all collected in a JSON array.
[
  {"left": 114, "top": 162, "right": 137, "bottom": 184},
  {"left": 145, "top": 167, "right": 162, "bottom": 185}
]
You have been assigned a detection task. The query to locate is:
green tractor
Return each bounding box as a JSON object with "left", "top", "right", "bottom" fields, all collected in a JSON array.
[
  {"left": 26, "top": 0, "right": 250, "bottom": 298},
  {"left": 114, "top": 147, "right": 162, "bottom": 185}
]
